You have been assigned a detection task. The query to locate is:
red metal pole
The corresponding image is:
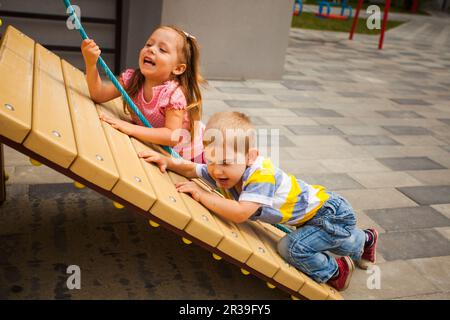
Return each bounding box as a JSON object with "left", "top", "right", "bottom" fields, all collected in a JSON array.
[
  {"left": 378, "top": 0, "right": 391, "bottom": 49},
  {"left": 349, "top": 0, "right": 363, "bottom": 40},
  {"left": 411, "top": 0, "right": 419, "bottom": 13}
]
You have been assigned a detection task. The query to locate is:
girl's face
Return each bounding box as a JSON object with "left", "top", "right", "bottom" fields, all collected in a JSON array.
[{"left": 139, "top": 27, "right": 186, "bottom": 82}]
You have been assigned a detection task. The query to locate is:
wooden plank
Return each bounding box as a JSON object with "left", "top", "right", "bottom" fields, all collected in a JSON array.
[
  {"left": 236, "top": 222, "right": 280, "bottom": 278},
  {"left": 211, "top": 215, "right": 253, "bottom": 263},
  {"left": 0, "top": 144, "right": 5, "bottom": 204},
  {"left": 23, "top": 43, "right": 77, "bottom": 168},
  {"left": 251, "top": 222, "right": 306, "bottom": 292},
  {"left": 168, "top": 172, "right": 224, "bottom": 247},
  {"left": 99, "top": 97, "right": 132, "bottom": 122},
  {"left": 298, "top": 280, "right": 330, "bottom": 300},
  {"left": 0, "top": 25, "right": 34, "bottom": 143},
  {"left": 179, "top": 178, "right": 254, "bottom": 263},
  {"left": 130, "top": 139, "right": 191, "bottom": 230},
  {"left": 61, "top": 60, "right": 119, "bottom": 191},
  {"left": 255, "top": 221, "right": 343, "bottom": 300},
  {"left": 96, "top": 103, "right": 156, "bottom": 211}
]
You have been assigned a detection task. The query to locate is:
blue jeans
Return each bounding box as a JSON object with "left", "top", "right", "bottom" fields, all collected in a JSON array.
[{"left": 277, "top": 193, "right": 365, "bottom": 283}]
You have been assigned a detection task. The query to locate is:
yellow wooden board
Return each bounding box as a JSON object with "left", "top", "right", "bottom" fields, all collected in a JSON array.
[
  {"left": 237, "top": 222, "right": 280, "bottom": 278},
  {"left": 0, "top": 25, "right": 34, "bottom": 143},
  {"left": 96, "top": 103, "right": 156, "bottom": 211},
  {"left": 211, "top": 215, "right": 253, "bottom": 263},
  {"left": 100, "top": 97, "right": 132, "bottom": 122},
  {"left": 131, "top": 139, "right": 192, "bottom": 230},
  {"left": 0, "top": 26, "right": 344, "bottom": 300},
  {"left": 251, "top": 222, "right": 306, "bottom": 292},
  {"left": 168, "top": 172, "right": 224, "bottom": 247},
  {"left": 61, "top": 60, "right": 119, "bottom": 191},
  {"left": 255, "top": 221, "right": 343, "bottom": 300},
  {"left": 23, "top": 44, "right": 77, "bottom": 168}
]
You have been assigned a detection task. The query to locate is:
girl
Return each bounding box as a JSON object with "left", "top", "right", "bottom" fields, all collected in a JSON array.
[{"left": 81, "top": 25, "right": 206, "bottom": 163}]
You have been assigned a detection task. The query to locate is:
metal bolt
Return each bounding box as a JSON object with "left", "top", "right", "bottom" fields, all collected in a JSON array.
[
  {"left": 258, "top": 247, "right": 266, "bottom": 254},
  {"left": 52, "top": 130, "right": 61, "bottom": 138},
  {"left": 231, "top": 231, "right": 238, "bottom": 238},
  {"left": 4, "top": 104, "right": 14, "bottom": 111},
  {"left": 134, "top": 176, "right": 142, "bottom": 183},
  {"left": 201, "top": 215, "right": 209, "bottom": 222},
  {"left": 169, "top": 196, "right": 176, "bottom": 203},
  {"left": 96, "top": 154, "right": 104, "bottom": 161}
]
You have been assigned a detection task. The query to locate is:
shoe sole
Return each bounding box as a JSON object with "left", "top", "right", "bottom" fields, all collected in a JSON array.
[{"left": 342, "top": 256, "right": 355, "bottom": 291}]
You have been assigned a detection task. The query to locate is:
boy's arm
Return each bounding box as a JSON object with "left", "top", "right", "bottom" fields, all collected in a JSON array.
[
  {"left": 138, "top": 149, "right": 198, "bottom": 178},
  {"left": 176, "top": 181, "right": 261, "bottom": 224}
]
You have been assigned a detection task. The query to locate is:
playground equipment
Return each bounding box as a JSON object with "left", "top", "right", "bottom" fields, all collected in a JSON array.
[
  {"left": 62, "top": 0, "right": 179, "bottom": 159},
  {"left": 349, "top": 0, "right": 391, "bottom": 49},
  {"left": 0, "top": 25, "right": 342, "bottom": 300},
  {"left": 316, "top": 0, "right": 353, "bottom": 20},
  {"left": 293, "top": 0, "right": 304, "bottom": 16},
  {"left": 62, "top": 0, "right": 293, "bottom": 237}
]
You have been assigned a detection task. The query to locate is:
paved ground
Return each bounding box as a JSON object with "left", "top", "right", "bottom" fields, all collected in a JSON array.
[{"left": 1, "top": 11, "right": 450, "bottom": 299}]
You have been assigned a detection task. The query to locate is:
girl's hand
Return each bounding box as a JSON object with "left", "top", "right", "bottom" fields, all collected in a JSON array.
[
  {"left": 175, "top": 181, "right": 207, "bottom": 202},
  {"left": 138, "top": 150, "right": 169, "bottom": 173},
  {"left": 100, "top": 114, "right": 135, "bottom": 136},
  {"left": 81, "top": 39, "right": 101, "bottom": 67}
]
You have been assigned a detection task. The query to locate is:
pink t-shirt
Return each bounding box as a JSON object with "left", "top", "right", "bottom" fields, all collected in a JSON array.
[{"left": 121, "top": 69, "right": 204, "bottom": 163}]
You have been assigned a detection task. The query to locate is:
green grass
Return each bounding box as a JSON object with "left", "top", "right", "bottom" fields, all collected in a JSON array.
[
  {"left": 301, "top": 0, "right": 430, "bottom": 15},
  {"left": 291, "top": 11, "right": 405, "bottom": 34}
]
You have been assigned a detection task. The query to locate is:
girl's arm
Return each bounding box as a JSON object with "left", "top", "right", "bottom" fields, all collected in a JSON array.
[
  {"left": 128, "top": 109, "right": 184, "bottom": 146},
  {"left": 176, "top": 181, "right": 261, "bottom": 224},
  {"left": 100, "top": 109, "right": 185, "bottom": 147},
  {"left": 82, "top": 39, "right": 122, "bottom": 103}
]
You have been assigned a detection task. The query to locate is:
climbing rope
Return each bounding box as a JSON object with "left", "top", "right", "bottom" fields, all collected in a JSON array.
[
  {"left": 62, "top": 0, "right": 181, "bottom": 159},
  {"left": 62, "top": 1, "right": 291, "bottom": 234}
]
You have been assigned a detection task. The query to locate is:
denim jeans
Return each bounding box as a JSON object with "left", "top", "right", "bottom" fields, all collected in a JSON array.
[{"left": 277, "top": 193, "right": 365, "bottom": 283}]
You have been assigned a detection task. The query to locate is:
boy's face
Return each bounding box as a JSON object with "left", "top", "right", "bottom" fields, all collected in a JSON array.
[{"left": 205, "top": 145, "right": 258, "bottom": 189}]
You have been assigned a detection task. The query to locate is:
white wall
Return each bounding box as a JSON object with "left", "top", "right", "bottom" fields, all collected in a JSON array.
[
  {"left": 120, "top": 0, "right": 163, "bottom": 72},
  {"left": 161, "top": 0, "right": 294, "bottom": 80}
]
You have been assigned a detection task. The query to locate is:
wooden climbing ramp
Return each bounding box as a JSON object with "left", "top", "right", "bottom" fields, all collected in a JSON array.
[{"left": 0, "top": 25, "right": 342, "bottom": 300}]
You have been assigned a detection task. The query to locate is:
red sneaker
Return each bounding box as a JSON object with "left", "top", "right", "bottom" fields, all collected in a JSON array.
[
  {"left": 357, "top": 228, "right": 379, "bottom": 270},
  {"left": 327, "top": 256, "right": 355, "bottom": 291}
]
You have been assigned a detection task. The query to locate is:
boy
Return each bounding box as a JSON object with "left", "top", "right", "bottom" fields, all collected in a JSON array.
[{"left": 138, "top": 111, "right": 378, "bottom": 291}]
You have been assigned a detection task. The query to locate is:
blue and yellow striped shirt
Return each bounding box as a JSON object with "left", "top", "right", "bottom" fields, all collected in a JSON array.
[{"left": 195, "top": 156, "right": 329, "bottom": 226}]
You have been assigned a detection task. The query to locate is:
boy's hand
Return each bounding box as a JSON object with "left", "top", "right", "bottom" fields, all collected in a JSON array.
[
  {"left": 175, "top": 181, "right": 207, "bottom": 202},
  {"left": 100, "top": 114, "right": 134, "bottom": 136},
  {"left": 81, "top": 39, "right": 101, "bottom": 67},
  {"left": 138, "top": 149, "right": 169, "bottom": 173}
]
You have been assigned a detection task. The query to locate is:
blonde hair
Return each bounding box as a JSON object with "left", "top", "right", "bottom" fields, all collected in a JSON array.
[
  {"left": 204, "top": 112, "right": 256, "bottom": 155},
  {"left": 122, "top": 25, "right": 206, "bottom": 142}
]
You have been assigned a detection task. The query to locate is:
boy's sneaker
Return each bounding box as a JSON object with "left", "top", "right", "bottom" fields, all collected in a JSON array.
[
  {"left": 327, "top": 256, "right": 355, "bottom": 291},
  {"left": 356, "top": 228, "right": 379, "bottom": 270}
]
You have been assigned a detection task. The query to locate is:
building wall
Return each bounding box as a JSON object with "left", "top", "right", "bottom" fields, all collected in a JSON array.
[
  {"left": 161, "top": 0, "right": 294, "bottom": 80},
  {"left": 120, "top": 0, "right": 162, "bottom": 72},
  {"left": 0, "top": 0, "right": 118, "bottom": 72},
  {"left": 0, "top": 0, "right": 294, "bottom": 80}
]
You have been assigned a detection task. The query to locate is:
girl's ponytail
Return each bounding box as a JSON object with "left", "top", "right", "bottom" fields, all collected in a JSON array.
[
  {"left": 167, "top": 25, "right": 207, "bottom": 142},
  {"left": 184, "top": 35, "right": 205, "bottom": 142},
  {"left": 122, "top": 68, "right": 145, "bottom": 115}
]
